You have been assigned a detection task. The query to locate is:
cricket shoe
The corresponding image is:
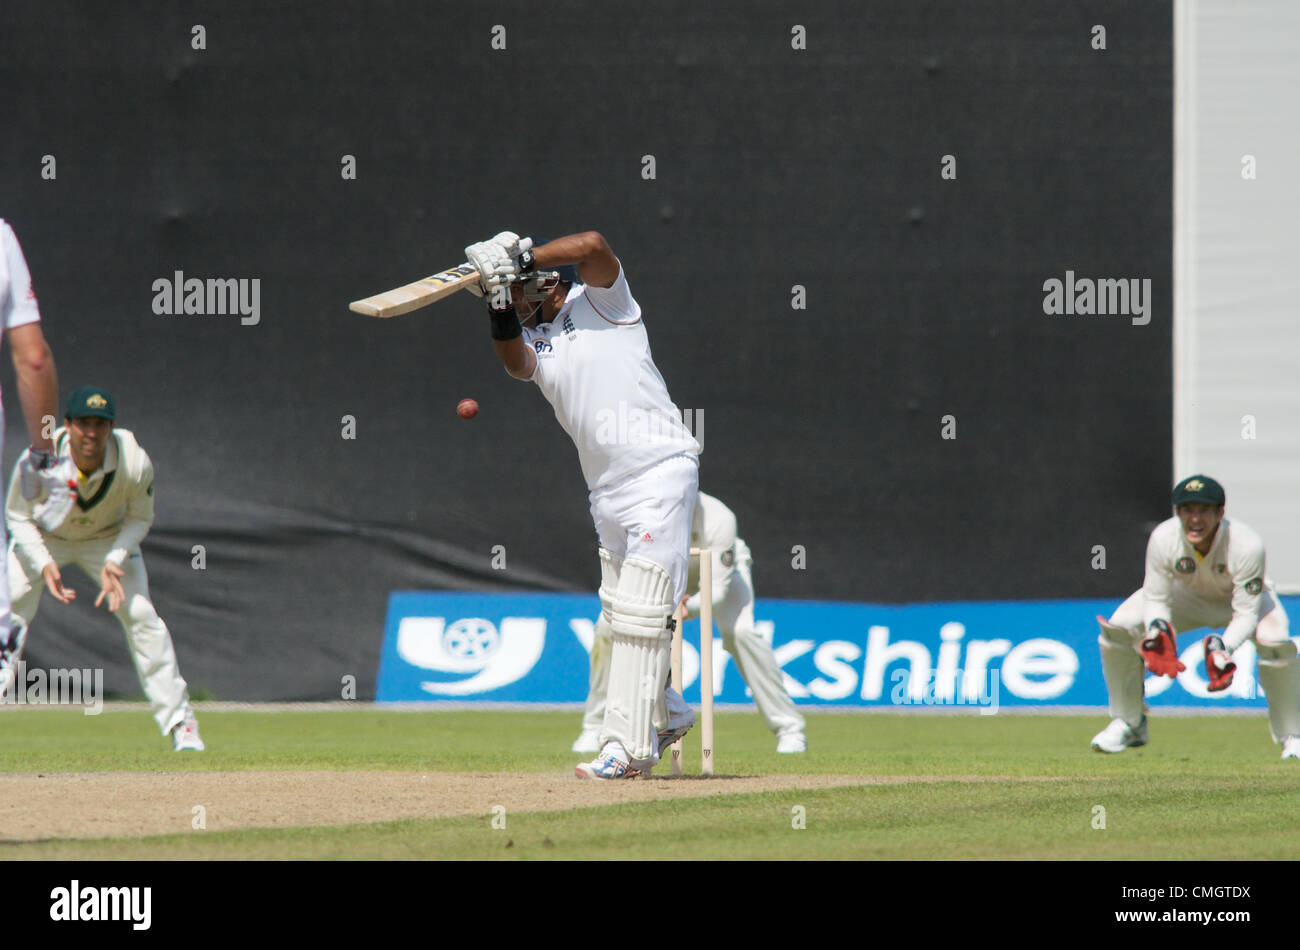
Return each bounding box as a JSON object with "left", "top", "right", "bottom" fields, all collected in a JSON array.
[
  {"left": 571, "top": 729, "right": 602, "bottom": 754},
  {"left": 172, "top": 712, "right": 205, "bottom": 752},
  {"left": 776, "top": 732, "right": 807, "bottom": 754},
  {"left": 575, "top": 743, "right": 640, "bottom": 780},
  {"left": 657, "top": 688, "right": 696, "bottom": 756},
  {"left": 1282, "top": 736, "right": 1300, "bottom": 760},
  {"left": 1091, "top": 716, "right": 1148, "bottom": 753},
  {"left": 0, "top": 622, "right": 26, "bottom": 702}
]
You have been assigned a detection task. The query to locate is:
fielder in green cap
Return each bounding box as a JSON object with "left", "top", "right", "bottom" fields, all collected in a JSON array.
[
  {"left": 2, "top": 386, "right": 205, "bottom": 751},
  {"left": 64, "top": 385, "right": 116, "bottom": 421},
  {"left": 1090, "top": 474, "right": 1299, "bottom": 760}
]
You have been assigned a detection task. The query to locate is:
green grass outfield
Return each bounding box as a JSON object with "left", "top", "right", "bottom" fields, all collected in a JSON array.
[{"left": 2, "top": 706, "right": 1299, "bottom": 860}]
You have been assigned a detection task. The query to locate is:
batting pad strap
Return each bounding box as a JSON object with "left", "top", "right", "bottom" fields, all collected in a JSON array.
[{"left": 609, "top": 556, "right": 676, "bottom": 641}]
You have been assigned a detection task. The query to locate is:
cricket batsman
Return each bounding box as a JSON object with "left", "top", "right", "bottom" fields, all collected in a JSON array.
[
  {"left": 2, "top": 386, "right": 204, "bottom": 751},
  {"left": 1091, "top": 475, "right": 1299, "bottom": 759},
  {"left": 573, "top": 490, "right": 807, "bottom": 754},
  {"left": 470, "top": 229, "right": 698, "bottom": 779}
]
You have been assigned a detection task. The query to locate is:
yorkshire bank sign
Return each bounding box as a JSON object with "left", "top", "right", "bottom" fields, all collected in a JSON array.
[{"left": 376, "top": 592, "right": 1297, "bottom": 709}]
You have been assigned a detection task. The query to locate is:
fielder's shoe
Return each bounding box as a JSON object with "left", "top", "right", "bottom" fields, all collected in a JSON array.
[
  {"left": 1091, "top": 716, "right": 1148, "bottom": 753},
  {"left": 1282, "top": 736, "right": 1300, "bottom": 760},
  {"left": 172, "top": 712, "right": 205, "bottom": 752},
  {"left": 575, "top": 743, "right": 639, "bottom": 780},
  {"left": 776, "top": 732, "right": 807, "bottom": 754},
  {"left": 571, "top": 729, "right": 602, "bottom": 754}
]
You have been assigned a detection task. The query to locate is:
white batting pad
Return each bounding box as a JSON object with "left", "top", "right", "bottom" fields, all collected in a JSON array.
[{"left": 603, "top": 556, "right": 675, "bottom": 763}]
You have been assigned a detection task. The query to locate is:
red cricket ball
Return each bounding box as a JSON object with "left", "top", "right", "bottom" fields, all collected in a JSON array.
[{"left": 457, "top": 398, "right": 479, "bottom": 420}]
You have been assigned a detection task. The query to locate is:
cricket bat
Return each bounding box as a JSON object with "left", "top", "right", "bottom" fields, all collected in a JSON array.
[{"left": 349, "top": 238, "right": 532, "bottom": 318}]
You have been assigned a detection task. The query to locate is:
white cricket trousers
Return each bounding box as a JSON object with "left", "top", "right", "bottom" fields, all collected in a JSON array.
[
  {"left": 701, "top": 540, "right": 805, "bottom": 736},
  {"left": 8, "top": 538, "right": 192, "bottom": 735}
]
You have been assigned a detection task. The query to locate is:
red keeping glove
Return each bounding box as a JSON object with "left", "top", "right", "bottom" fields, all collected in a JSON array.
[
  {"left": 1203, "top": 635, "right": 1236, "bottom": 692},
  {"left": 1141, "top": 619, "right": 1185, "bottom": 677}
]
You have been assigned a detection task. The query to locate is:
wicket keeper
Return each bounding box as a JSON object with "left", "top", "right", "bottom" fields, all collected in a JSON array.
[{"left": 1092, "top": 475, "right": 1299, "bottom": 759}]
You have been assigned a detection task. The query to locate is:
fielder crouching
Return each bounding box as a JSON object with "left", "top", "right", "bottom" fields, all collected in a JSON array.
[
  {"left": 1, "top": 386, "right": 204, "bottom": 751},
  {"left": 1092, "top": 474, "right": 1299, "bottom": 759}
]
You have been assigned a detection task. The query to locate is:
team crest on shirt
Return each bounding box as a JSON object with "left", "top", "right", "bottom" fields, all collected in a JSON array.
[
  {"left": 1246, "top": 577, "right": 1263, "bottom": 595},
  {"left": 562, "top": 314, "right": 576, "bottom": 340},
  {"left": 1215, "top": 563, "right": 1226, "bottom": 573},
  {"left": 721, "top": 548, "right": 734, "bottom": 567},
  {"left": 1175, "top": 557, "right": 1196, "bottom": 574}
]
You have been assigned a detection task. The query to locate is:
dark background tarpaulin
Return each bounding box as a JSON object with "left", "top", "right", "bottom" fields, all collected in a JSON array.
[{"left": 0, "top": 1, "right": 1172, "bottom": 699}]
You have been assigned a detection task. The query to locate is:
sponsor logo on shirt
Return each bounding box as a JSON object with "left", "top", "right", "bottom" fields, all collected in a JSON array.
[{"left": 533, "top": 338, "right": 553, "bottom": 357}]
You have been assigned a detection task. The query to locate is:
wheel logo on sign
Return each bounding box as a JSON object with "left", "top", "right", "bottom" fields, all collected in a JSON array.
[{"left": 443, "top": 618, "right": 500, "bottom": 658}]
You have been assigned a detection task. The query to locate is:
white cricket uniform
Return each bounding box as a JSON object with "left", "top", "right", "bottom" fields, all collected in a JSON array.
[
  {"left": 517, "top": 262, "right": 699, "bottom": 766},
  {"left": 683, "top": 492, "right": 804, "bottom": 737},
  {"left": 1100, "top": 516, "right": 1299, "bottom": 742},
  {"left": 0, "top": 220, "right": 43, "bottom": 637},
  {"left": 520, "top": 263, "right": 700, "bottom": 599},
  {"left": 5, "top": 427, "right": 195, "bottom": 735}
]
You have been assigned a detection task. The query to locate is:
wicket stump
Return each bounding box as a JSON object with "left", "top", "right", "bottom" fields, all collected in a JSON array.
[{"left": 670, "top": 547, "right": 713, "bottom": 777}]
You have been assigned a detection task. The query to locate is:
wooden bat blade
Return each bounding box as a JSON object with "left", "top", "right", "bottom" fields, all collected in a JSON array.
[{"left": 349, "top": 264, "right": 480, "bottom": 318}]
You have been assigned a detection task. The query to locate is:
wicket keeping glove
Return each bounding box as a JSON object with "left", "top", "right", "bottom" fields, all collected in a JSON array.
[
  {"left": 1140, "top": 618, "right": 1185, "bottom": 678},
  {"left": 1203, "top": 634, "right": 1236, "bottom": 692}
]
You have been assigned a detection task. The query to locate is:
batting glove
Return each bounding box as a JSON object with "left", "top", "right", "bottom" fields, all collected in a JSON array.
[
  {"left": 17, "top": 447, "right": 56, "bottom": 500},
  {"left": 30, "top": 457, "right": 79, "bottom": 530},
  {"left": 1203, "top": 634, "right": 1237, "bottom": 692},
  {"left": 464, "top": 240, "right": 516, "bottom": 292},
  {"left": 1140, "top": 619, "right": 1185, "bottom": 678}
]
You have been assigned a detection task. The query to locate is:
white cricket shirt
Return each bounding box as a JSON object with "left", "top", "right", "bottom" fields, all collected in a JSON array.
[
  {"left": 1142, "top": 515, "right": 1271, "bottom": 648},
  {"left": 0, "top": 219, "right": 43, "bottom": 417},
  {"left": 7, "top": 427, "right": 157, "bottom": 571},
  {"left": 520, "top": 263, "right": 700, "bottom": 491}
]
